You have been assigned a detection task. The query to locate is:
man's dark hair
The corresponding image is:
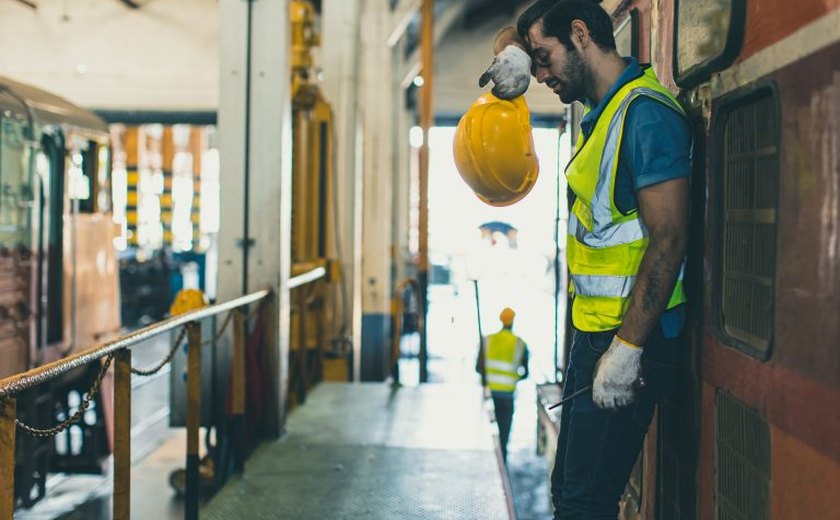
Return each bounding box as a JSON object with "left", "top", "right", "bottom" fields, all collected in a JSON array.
[{"left": 517, "top": 0, "right": 616, "bottom": 51}]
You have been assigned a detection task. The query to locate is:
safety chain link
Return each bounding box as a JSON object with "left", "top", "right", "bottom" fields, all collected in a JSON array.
[
  {"left": 131, "top": 326, "right": 188, "bottom": 376},
  {"left": 3, "top": 354, "right": 114, "bottom": 438},
  {"left": 1, "top": 306, "right": 260, "bottom": 436},
  {"left": 201, "top": 310, "right": 235, "bottom": 347}
]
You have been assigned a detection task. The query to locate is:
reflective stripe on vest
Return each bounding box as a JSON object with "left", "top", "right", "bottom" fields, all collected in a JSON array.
[
  {"left": 484, "top": 330, "right": 524, "bottom": 393},
  {"left": 566, "top": 67, "right": 688, "bottom": 332}
]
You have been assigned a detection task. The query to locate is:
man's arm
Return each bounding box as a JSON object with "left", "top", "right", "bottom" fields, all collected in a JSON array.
[
  {"left": 493, "top": 26, "right": 528, "bottom": 54},
  {"left": 617, "top": 178, "right": 689, "bottom": 346},
  {"left": 480, "top": 27, "right": 532, "bottom": 99}
]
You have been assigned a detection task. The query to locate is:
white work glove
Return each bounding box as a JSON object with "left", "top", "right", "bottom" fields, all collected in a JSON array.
[
  {"left": 478, "top": 45, "right": 532, "bottom": 100},
  {"left": 592, "top": 335, "right": 643, "bottom": 410}
]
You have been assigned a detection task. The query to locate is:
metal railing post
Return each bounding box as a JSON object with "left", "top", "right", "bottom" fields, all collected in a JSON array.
[
  {"left": 296, "top": 289, "right": 308, "bottom": 404},
  {"left": 113, "top": 350, "right": 132, "bottom": 519},
  {"left": 185, "top": 321, "right": 202, "bottom": 520},
  {"left": 262, "top": 294, "right": 282, "bottom": 437},
  {"left": 232, "top": 310, "right": 246, "bottom": 472},
  {"left": 1, "top": 397, "right": 15, "bottom": 519}
]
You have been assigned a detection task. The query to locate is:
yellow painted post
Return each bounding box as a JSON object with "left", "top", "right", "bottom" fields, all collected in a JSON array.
[
  {"left": 185, "top": 322, "right": 202, "bottom": 520},
  {"left": 113, "top": 350, "right": 132, "bottom": 520},
  {"left": 232, "top": 310, "right": 246, "bottom": 472},
  {"left": 418, "top": 0, "right": 434, "bottom": 383},
  {"left": 1, "top": 398, "right": 15, "bottom": 519}
]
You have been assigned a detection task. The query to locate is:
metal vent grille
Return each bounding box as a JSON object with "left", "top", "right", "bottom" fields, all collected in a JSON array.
[
  {"left": 721, "top": 91, "right": 779, "bottom": 355},
  {"left": 715, "top": 390, "right": 771, "bottom": 520}
]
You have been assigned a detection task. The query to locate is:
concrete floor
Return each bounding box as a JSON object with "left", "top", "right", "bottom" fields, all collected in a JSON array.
[
  {"left": 14, "top": 338, "right": 554, "bottom": 519},
  {"left": 204, "top": 383, "right": 511, "bottom": 520}
]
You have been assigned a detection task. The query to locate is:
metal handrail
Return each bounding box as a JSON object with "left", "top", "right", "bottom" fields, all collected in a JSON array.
[
  {"left": 0, "top": 287, "right": 273, "bottom": 520},
  {"left": 288, "top": 265, "right": 326, "bottom": 289},
  {"left": 0, "top": 289, "right": 270, "bottom": 398}
]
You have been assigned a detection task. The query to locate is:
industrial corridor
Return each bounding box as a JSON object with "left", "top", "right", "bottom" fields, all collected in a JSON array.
[{"left": 1, "top": 1, "right": 839, "bottom": 519}]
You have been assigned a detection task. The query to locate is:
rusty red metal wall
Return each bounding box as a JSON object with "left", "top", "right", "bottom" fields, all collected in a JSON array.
[
  {"left": 702, "top": 41, "right": 840, "bottom": 457},
  {"left": 741, "top": 0, "right": 840, "bottom": 60},
  {"left": 699, "top": 39, "right": 840, "bottom": 520}
]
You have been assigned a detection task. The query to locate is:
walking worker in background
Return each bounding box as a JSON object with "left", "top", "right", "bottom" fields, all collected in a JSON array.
[
  {"left": 480, "top": 0, "right": 691, "bottom": 517},
  {"left": 476, "top": 307, "right": 529, "bottom": 463}
]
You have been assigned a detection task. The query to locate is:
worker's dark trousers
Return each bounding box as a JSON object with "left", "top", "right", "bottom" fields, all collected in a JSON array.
[
  {"left": 491, "top": 392, "right": 514, "bottom": 462},
  {"left": 551, "top": 325, "right": 682, "bottom": 519}
]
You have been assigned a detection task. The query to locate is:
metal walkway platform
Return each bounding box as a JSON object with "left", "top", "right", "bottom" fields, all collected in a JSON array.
[{"left": 203, "top": 382, "right": 513, "bottom": 519}]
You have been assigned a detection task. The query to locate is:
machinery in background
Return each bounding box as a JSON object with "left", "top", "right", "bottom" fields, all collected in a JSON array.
[
  {"left": 110, "top": 124, "right": 215, "bottom": 329},
  {"left": 0, "top": 76, "right": 121, "bottom": 507},
  {"left": 288, "top": 0, "right": 350, "bottom": 406}
]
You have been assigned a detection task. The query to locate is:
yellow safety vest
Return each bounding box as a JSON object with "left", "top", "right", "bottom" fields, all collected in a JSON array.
[
  {"left": 566, "top": 66, "right": 687, "bottom": 332},
  {"left": 484, "top": 330, "right": 525, "bottom": 393}
]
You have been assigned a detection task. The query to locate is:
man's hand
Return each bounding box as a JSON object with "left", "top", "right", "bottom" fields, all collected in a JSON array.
[
  {"left": 479, "top": 45, "right": 531, "bottom": 100},
  {"left": 592, "top": 336, "right": 643, "bottom": 409}
]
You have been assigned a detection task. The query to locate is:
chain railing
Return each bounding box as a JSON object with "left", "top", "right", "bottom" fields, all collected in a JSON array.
[
  {"left": 4, "top": 354, "right": 114, "bottom": 438},
  {"left": 0, "top": 288, "right": 273, "bottom": 520}
]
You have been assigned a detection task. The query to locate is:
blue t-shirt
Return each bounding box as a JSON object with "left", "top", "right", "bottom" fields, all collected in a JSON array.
[{"left": 577, "top": 58, "right": 691, "bottom": 338}]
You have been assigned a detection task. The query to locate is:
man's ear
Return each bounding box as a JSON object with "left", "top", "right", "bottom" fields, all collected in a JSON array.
[{"left": 569, "top": 19, "right": 589, "bottom": 49}]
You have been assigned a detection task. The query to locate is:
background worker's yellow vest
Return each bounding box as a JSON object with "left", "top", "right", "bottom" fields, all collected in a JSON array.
[
  {"left": 485, "top": 330, "right": 525, "bottom": 393},
  {"left": 566, "top": 67, "right": 687, "bottom": 332}
]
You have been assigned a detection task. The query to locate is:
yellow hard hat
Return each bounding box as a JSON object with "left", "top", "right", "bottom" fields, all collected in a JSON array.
[
  {"left": 500, "top": 307, "right": 516, "bottom": 326},
  {"left": 453, "top": 93, "right": 539, "bottom": 207},
  {"left": 169, "top": 288, "right": 208, "bottom": 316}
]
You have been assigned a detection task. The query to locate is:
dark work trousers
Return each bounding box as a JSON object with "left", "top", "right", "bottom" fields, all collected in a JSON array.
[
  {"left": 551, "top": 325, "right": 682, "bottom": 519},
  {"left": 492, "top": 392, "right": 515, "bottom": 462}
]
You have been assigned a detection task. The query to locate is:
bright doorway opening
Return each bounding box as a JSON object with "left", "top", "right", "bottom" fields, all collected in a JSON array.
[{"left": 398, "top": 125, "right": 571, "bottom": 386}]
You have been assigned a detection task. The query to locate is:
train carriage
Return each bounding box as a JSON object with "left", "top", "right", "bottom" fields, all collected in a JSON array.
[
  {"left": 583, "top": 1, "right": 840, "bottom": 518},
  {"left": 0, "top": 76, "right": 120, "bottom": 506}
]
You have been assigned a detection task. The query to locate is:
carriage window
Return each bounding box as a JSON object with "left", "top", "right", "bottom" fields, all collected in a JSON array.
[
  {"left": 68, "top": 153, "right": 89, "bottom": 200},
  {"left": 718, "top": 89, "right": 778, "bottom": 359},
  {"left": 0, "top": 117, "right": 33, "bottom": 245},
  {"left": 673, "top": 0, "right": 745, "bottom": 87},
  {"left": 97, "top": 144, "right": 112, "bottom": 212}
]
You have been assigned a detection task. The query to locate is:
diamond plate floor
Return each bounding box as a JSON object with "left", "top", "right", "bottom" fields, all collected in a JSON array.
[{"left": 204, "top": 382, "right": 512, "bottom": 519}]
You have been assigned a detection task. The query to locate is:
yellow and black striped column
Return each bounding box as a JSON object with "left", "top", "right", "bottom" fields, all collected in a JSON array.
[
  {"left": 124, "top": 127, "right": 140, "bottom": 247},
  {"left": 161, "top": 127, "right": 175, "bottom": 247},
  {"left": 189, "top": 128, "right": 204, "bottom": 250}
]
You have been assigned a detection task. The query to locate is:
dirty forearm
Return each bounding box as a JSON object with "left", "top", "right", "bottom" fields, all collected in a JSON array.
[{"left": 493, "top": 26, "right": 528, "bottom": 54}]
